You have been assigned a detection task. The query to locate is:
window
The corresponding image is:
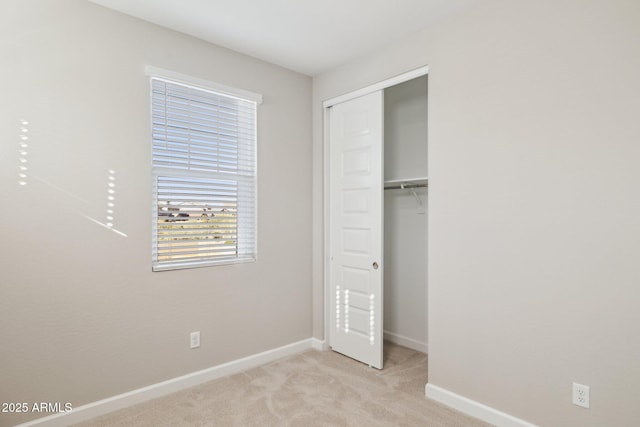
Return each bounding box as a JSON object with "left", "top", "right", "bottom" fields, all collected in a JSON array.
[{"left": 148, "top": 67, "right": 261, "bottom": 271}]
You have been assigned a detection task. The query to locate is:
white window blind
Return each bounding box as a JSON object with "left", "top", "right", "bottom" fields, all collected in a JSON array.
[{"left": 150, "top": 73, "right": 258, "bottom": 271}]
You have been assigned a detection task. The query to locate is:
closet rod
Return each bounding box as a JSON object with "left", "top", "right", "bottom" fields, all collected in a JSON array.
[{"left": 384, "top": 183, "right": 428, "bottom": 190}]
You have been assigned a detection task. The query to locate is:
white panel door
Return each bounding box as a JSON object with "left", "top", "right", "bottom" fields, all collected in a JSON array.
[{"left": 329, "top": 91, "right": 383, "bottom": 369}]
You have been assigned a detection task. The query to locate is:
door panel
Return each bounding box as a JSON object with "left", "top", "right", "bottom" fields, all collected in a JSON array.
[{"left": 329, "top": 91, "right": 383, "bottom": 369}]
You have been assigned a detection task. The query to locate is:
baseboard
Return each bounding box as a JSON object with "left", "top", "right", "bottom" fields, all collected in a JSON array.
[
  {"left": 16, "top": 338, "right": 316, "bottom": 427},
  {"left": 311, "top": 337, "right": 328, "bottom": 351},
  {"left": 425, "top": 384, "right": 538, "bottom": 427},
  {"left": 383, "top": 330, "right": 428, "bottom": 353}
]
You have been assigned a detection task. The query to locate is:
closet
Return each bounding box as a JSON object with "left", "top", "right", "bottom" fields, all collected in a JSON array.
[
  {"left": 327, "top": 72, "right": 428, "bottom": 369},
  {"left": 383, "top": 75, "right": 428, "bottom": 355}
]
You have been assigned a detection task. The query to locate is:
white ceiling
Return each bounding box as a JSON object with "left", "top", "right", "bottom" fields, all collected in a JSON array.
[{"left": 89, "top": 0, "right": 477, "bottom": 76}]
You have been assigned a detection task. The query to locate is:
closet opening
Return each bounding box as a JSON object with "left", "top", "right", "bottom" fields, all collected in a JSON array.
[{"left": 383, "top": 75, "right": 428, "bottom": 355}]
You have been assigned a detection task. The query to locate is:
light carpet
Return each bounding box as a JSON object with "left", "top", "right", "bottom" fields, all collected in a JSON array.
[{"left": 73, "top": 343, "right": 492, "bottom": 426}]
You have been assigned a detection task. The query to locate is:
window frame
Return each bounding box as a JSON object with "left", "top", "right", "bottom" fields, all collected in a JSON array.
[{"left": 146, "top": 66, "right": 262, "bottom": 272}]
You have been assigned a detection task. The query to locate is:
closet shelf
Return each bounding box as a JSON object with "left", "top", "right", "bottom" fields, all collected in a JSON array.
[{"left": 384, "top": 177, "right": 428, "bottom": 190}]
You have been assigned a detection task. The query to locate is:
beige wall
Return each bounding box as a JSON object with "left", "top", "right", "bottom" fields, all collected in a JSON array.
[
  {"left": 0, "top": 1, "right": 312, "bottom": 425},
  {"left": 313, "top": 0, "right": 640, "bottom": 425}
]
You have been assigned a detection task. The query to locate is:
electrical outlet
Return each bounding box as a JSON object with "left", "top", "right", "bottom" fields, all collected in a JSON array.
[
  {"left": 190, "top": 331, "right": 200, "bottom": 349},
  {"left": 572, "top": 382, "right": 590, "bottom": 408}
]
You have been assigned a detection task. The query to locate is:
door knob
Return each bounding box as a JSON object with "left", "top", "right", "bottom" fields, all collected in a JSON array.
[{"left": 372, "top": 262, "right": 379, "bottom": 270}]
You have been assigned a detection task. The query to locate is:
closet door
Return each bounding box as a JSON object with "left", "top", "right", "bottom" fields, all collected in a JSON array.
[{"left": 329, "top": 91, "right": 383, "bottom": 369}]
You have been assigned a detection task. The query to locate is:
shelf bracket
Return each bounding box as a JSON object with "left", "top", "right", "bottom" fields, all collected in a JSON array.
[{"left": 399, "top": 183, "right": 425, "bottom": 214}]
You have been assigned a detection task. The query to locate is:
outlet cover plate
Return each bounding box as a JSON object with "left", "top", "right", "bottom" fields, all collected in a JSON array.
[
  {"left": 190, "top": 331, "right": 201, "bottom": 349},
  {"left": 572, "top": 382, "right": 590, "bottom": 408}
]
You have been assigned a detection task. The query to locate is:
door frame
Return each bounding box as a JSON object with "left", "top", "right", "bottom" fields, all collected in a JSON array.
[{"left": 323, "top": 65, "right": 429, "bottom": 348}]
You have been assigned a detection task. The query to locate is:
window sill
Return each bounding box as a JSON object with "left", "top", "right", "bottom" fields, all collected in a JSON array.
[{"left": 152, "top": 256, "right": 256, "bottom": 272}]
